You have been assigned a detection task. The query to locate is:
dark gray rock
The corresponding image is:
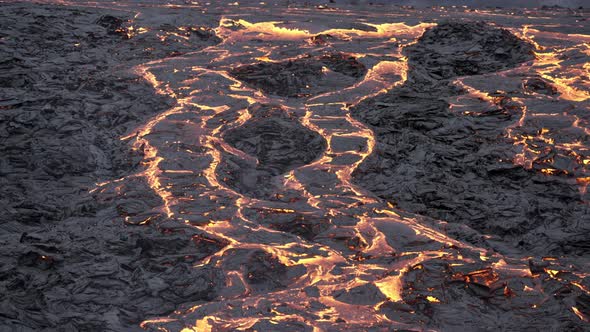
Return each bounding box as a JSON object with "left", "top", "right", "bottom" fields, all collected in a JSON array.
[
  {"left": 229, "top": 53, "right": 366, "bottom": 97},
  {"left": 352, "top": 21, "right": 589, "bottom": 257}
]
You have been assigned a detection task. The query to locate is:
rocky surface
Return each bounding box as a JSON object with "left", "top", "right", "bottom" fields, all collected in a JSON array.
[
  {"left": 0, "top": 3, "right": 223, "bottom": 330},
  {"left": 404, "top": 21, "right": 535, "bottom": 81},
  {"left": 219, "top": 104, "right": 326, "bottom": 198},
  {"left": 351, "top": 22, "right": 590, "bottom": 256},
  {"left": 229, "top": 53, "right": 366, "bottom": 97}
]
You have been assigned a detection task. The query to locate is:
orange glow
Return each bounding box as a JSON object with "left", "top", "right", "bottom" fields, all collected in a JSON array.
[
  {"left": 375, "top": 275, "right": 403, "bottom": 302},
  {"left": 426, "top": 296, "right": 440, "bottom": 303},
  {"left": 572, "top": 307, "right": 589, "bottom": 322}
]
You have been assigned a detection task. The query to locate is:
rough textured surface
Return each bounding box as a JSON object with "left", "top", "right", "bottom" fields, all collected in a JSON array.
[
  {"left": 0, "top": 4, "right": 222, "bottom": 330},
  {"left": 229, "top": 53, "right": 367, "bottom": 97},
  {"left": 0, "top": 6, "right": 163, "bottom": 225},
  {"left": 225, "top": 104, "right": 325, "bottom": 174},
  {"left": 352, "top": 22, "right": 589, "bottom": 256},
  {"left": 404, "top": 21, "right": 535, "bottom": 81},
  {"left": 219, "top": 104, "right": 326, "bottom": 198}
]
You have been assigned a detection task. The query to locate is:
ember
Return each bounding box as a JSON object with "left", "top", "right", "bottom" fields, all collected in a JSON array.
[{"left": 1, "top": 1, "right": 589, "bottom": 331}]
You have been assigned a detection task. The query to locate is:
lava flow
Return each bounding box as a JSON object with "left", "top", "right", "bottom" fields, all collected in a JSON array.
[{"left": 2, "top": 1, "right": 589, "bottom": 332}]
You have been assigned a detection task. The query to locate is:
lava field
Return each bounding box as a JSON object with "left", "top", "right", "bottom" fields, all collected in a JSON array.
[{"left": 1, "top": 1, "right": 589, "bottom": 331}]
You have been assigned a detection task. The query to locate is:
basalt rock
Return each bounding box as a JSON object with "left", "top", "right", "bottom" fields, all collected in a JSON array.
[
  {"left": 229, "top": 53, "right": 367, "bottom": 97},
  {"left": 404, "top": 21, "right": 535, "bottom": 82},
  {"left": 352, "top": 21, "right": 588, "bottom": 257},
  {"left": 0, "top": 4, "right": 222, "bottom": 331},
  {"left": 218, "top": 104, "right": 326, "bottom": 198}
]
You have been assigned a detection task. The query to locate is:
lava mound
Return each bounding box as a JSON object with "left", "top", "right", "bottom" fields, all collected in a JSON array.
[
  {"left": 224, "top": 104, "right": 325, "bottom": 174},
  {"left": 219, "top": 104, "right": 325, "bottom": 197},
  {"left": 351, "top": 22, "right": 586, "bottom": 256},
  {"left": 229, "top": 53, "right": 366, "bottom": 97},
  {"left": 405, "top": 21, "right": 535, "bottom": 80}
]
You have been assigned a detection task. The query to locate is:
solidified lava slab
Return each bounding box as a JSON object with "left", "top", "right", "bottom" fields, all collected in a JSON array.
[
  {"left": 0, "top": 4, "right": 226, "bottom": 331},
  {"left": 224, "top": 104, "right": 325, "bottom": 174},
  {"left": 352, "top": 21, "right": 589, "bottom": 256},
  {"left": 3, "top": 3, "right": 590, "bottom": 331},
  {"left": 213, "top": 248, "right": 306, "bottom": 293},
  {"left": 404, "top": 21, "right": 535, "bottom": 81},
  {"left": 228, "top": 52, "right": 367, "bottom": 97},
  {"left": 218, "top": 104, "right": 326, "bottom": 198}
]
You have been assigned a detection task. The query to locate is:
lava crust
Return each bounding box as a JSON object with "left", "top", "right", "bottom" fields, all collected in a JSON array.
[
  {"left": 352, "top": 22, "right": 589, "bottom": 256},
  {"left": 219, "top": 104, "right": 326, "bottom": 198},
  {"left": 404, "top": 21, "right": 535, "bottom": 81},
  {"left": 0, "top": 4, "right": 225, "bottom": 330},
  {"left": 229, "top": 53, "right": 367, "bottom": 97}
]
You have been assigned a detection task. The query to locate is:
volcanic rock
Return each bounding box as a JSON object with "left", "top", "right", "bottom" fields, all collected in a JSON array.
[
  {"left": 404, "top": 21, "right": 535, "bottom": 82},
  {"left": 229, "top": 53, "right": 366, "bottom": 97},
  {"left": 351, "top": 21, "right": 588, "bottom": 256},
  {"left": 219, "top": 104, "right": 325, "bottom": 197},
  {"left": 0, "top": 4, "right": 223, "bottom": 331}
]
